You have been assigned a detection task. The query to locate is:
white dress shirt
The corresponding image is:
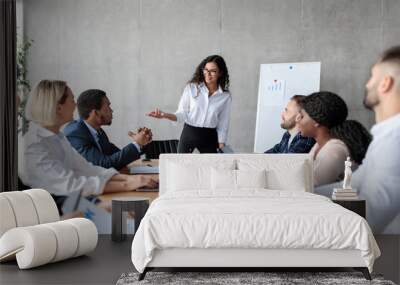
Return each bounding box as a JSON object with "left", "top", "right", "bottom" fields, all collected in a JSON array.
[
  {"left": 20, "top": 123, "right": 118, "bottom": 197},
  {"left": 84, "top": 120, "right": 103, "bottom": 151},
  {"left": 174, "top": 83, "right": 232, "bottom": 143},
  {"left": 315, "top": 114, "right": 400, "bottom": 234}
]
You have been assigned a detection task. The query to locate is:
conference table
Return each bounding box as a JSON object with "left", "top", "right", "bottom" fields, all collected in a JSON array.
[{"left": 98, "top": 159, "right": 160, "bottom": 203}]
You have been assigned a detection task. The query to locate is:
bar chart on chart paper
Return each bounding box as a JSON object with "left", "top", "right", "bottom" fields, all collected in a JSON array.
[
  {"left": 263, "top": 79, "right": 286, "bottom": 107},
  {"left": 254, "top": 62, "right": 321, "bottom": 153}
]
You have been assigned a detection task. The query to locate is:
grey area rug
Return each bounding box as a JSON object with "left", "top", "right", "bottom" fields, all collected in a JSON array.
[{"left": 116, "top": 271, "right": 396, "bottom": 285}]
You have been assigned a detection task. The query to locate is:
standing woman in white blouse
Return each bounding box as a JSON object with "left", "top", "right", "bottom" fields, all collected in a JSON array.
[{"left": 147, "top": 55, "right": 232, "bottom": 153}]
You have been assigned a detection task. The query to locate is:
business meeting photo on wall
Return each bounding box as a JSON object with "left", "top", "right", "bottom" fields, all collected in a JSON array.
[{"left": 1, "top": 0, "right": 399, "bottom": 284}]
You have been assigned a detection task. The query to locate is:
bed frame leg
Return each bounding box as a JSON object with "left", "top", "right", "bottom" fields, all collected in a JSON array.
[
  {"left": 354, "top": 267, "right": 371, "bottom": 280},
  {"left": 138, "top": 268, "right": 148, "bottom": 281}
]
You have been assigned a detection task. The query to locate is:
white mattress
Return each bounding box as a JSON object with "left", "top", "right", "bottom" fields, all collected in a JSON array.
[{"left": 131, "top": 190, "right": 380, "bottom": 273}]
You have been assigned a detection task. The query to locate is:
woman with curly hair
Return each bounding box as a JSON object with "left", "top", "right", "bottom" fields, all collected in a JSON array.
[
  {"left": 330, "top": 120, "right": 372, "bottom": 165},
  {"left": 147, "top": 55, "right": 232, "bottom": 153},
  {"left": 296, "top": 91, "right": 371, "bottom": 186}
]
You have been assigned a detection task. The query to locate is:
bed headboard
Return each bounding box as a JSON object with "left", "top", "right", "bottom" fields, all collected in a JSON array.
[{"left": 159, "top": 154, "right": 314, "bottom": 195}]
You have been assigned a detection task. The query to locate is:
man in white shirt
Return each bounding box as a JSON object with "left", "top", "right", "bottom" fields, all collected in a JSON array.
[{"left": 316, "top": 46, "right": 400, "bottom": 234}]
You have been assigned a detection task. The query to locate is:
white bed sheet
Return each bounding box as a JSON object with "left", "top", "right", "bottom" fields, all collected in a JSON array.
[{"left": 131, "top": 190, "right": 380, "bottom": 273}]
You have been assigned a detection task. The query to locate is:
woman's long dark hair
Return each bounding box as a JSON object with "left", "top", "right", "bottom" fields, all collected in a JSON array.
[
  {"left": 330, "top": 120, "right": 372, "bottom": 164},
  {"left": 189, "top": 55, "right": 230, "bottom": 91}
]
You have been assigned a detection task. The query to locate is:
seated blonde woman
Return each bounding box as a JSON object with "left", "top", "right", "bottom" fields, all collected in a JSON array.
[
  {"left": 21, "top": 80, "right": 158, "bottom": 201},
  {"left": 296, "top": 91, "right": 371, "bottom": 187}
]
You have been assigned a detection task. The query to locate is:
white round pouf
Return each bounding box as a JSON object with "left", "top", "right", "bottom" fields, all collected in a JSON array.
[
  {"left": 64, "top": 218, "right": 98, "bottom": 257},
  {"left": 0, "top": 196, "right": 17, "bottom": 237},
  {"left": 0, "top": 190, "right": 98, "bottom": 269},
  {"left": 24, "top": 189, "right": 60, "bottom": 224},
  {"left": 42, "top": 221, "right": 79, "bottom": 262},
  {"left": 1, "top": 192, "right": 39, "bottom": 227},
  {"left": 0, "top": 226, "right": 57, "bottom": 269}
]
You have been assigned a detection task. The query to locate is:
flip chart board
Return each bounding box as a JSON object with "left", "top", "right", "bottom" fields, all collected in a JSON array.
[{"left": 254, "top": 62, "right": 321, "bottom": 152}]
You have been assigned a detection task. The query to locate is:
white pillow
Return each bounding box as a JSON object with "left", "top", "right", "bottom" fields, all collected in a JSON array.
[
  {"left": 238, "top": 159, "right": 309, "bottom": 192},
  {"left": 266, "top": 162, "right": 307, "bottom": 191},
  {"left": 211, "top": 168, "right": 236, "bottom": 190},
  {"left": 211, "top": 169, "right": 267, "bottom": 190},
  {"left": 167, "top": 161, "right": 235, "bottom": 192},
  {"left": 237, "top": 169, "right": 267, "bottom": 189},
  {"left": 167, "top": 162, "right": 209, "bottom": 191}
]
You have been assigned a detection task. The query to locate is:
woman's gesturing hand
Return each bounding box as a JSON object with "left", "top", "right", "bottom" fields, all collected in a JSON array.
[{"left": 146, "top": 108, "right": 165, "bottom": 119}]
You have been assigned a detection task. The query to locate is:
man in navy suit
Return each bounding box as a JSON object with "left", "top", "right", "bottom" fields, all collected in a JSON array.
[
  {"left": 64, "top": 89, "right": 152, "bottom": 170},
  {"left": 264, "top": 95, "right": 315, "bottom": 154}
]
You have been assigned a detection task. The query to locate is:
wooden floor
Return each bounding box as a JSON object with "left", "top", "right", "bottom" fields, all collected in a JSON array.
[{"left": 0, "top": 235, "right": 398, "bottom": 284}]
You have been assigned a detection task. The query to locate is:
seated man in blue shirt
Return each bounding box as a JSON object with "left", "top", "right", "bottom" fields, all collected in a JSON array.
[
  {"left": 64, "top": 89, "right": 151, "bottom": 170},
  {"left": 265, "top": 95, "right": 315, "bottom": 153}
]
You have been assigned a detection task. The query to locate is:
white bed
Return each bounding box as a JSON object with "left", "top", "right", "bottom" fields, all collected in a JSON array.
[{"left": 131, "top": 154, "right": 380, "bottom": 280}]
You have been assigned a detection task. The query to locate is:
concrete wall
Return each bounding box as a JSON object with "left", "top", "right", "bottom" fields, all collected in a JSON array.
[
  {"left": 16, "top": 0, "right": 24, "bottom": 44},
  {"left": 22, "top": 0, "right": 400, "bottom": 152}
]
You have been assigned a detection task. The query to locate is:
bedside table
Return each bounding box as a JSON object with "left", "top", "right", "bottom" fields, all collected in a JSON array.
[{"left": 332, "top": 199, "right": 366, "bottom": 218}]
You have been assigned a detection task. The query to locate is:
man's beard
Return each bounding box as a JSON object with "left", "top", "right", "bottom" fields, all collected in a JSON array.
[
  {"left": 363, "top": 89, "right": 379, "bottom": 110},
  {"left": 100, "top": 114, "right": 112, "bottom": 126},
  {"left": 280, "top": 118, "right": 296, "bottom": 130}
]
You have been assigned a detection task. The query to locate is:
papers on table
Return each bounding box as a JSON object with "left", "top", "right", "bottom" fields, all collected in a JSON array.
[{"left": 130, "top": 165, "right": 159, "bottom": 174}]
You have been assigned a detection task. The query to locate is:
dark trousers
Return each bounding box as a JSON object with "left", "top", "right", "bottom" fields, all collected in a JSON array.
[{"left": 178, "top": 123, "right": 218, "bottom": 153}]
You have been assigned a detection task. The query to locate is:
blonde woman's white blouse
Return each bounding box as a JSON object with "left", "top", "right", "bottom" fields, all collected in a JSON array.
[{"left": 21, "top": 123, "right": 118, "bottom": 197}]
